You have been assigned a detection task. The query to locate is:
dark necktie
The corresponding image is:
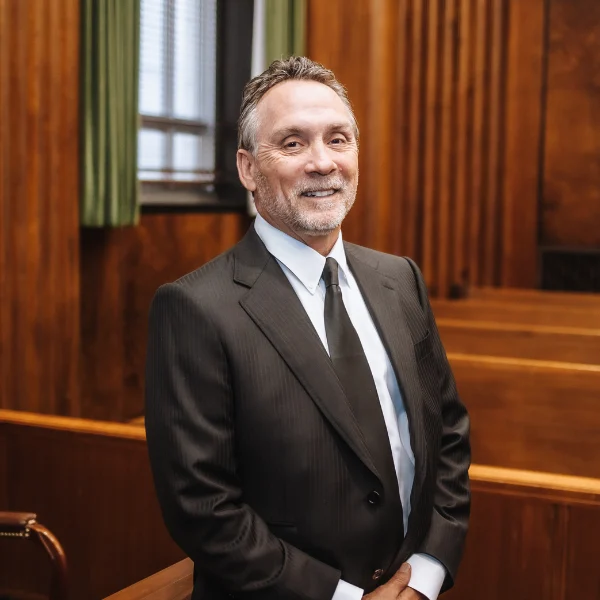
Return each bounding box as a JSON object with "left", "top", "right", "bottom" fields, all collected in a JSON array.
[{"left": 322, "top": 257, "right": 400, "bottom": 499}]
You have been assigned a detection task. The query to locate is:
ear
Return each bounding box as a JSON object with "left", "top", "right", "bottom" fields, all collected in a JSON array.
[{"left": 236, "top": 149, "right": 257, "bottom": 192}]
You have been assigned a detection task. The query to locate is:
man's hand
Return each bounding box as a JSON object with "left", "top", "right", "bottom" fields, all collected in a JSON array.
[
  {"left": 398, "top": 589, "right": 427, "bottom": 600},
  {"left": 362, "top": 563, "right": 412, "bottom": 599}
]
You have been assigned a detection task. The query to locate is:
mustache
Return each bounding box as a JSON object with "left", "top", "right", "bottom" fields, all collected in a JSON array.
[{"left": 295, "top": 177, "right": 346, "bottom": 195}]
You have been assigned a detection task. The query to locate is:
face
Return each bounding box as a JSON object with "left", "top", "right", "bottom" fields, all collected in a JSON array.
[{"left": 237, "top": 80, "right": 359, "bottom": 241}]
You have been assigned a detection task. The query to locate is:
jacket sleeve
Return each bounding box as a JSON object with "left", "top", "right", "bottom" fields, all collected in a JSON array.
[
  {"left": 405, "top": 259, "right": 471, "bottom": 592},
  {"left": 145, "top": 282, "right": 341, "bottom": 600}
]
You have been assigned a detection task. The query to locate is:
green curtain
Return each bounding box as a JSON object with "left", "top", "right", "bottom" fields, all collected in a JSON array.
[
  {"left": 265, "top": 0, "right": 306, "bottom": 64},
  {"left": 81, "top": 0, "right": 140, "bottom": 227}
]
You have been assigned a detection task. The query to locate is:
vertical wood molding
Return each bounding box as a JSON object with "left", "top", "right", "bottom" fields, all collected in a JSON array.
[
  {"left": 308, "top": 0, "right": 547, "bottom": 295},
  {"left": 0, "top": 0, "right": 80, "bottom": 414},
  {"left": 502, "top": 0, "right": 546, "bottom": 287},
  {"left": 542, "top": 0, "right": 600, "bottom": 249}
]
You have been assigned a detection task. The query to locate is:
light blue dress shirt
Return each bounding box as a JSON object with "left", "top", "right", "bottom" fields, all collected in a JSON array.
[{"left": 254, "top": 214, "right": 446, "bottom": 600}]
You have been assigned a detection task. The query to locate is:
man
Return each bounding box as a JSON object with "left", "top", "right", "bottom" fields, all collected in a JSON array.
[{"left": 145, "top": 57, "right": 470, "bottom": 600}]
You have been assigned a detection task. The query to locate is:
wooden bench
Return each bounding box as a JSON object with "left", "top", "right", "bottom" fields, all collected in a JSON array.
[
  {"left": 106, "top": 466, "right": 600, "bottom": 600},
  {"left": 431, "top": 297, "right": 600, "bottom": 328},
  {"left": 447, "top": 353, "right": 600, "bottom": 478},
  {"left": 468, "top": 286, "right": 600, "bottom": 308},
  {"left": 437, "top": 318, "right": 600, "bottom": 364},
  {"left": 0, "top": 410, "right": 184, "bottom": 599}
]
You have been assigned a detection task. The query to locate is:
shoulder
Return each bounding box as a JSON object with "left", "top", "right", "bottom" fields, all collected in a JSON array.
[
  {"left": 151, "top": 245, "right": 238, "bottom": 314},
  {"left": 344, "top": 242, "right": 428, "bottom": 307}
]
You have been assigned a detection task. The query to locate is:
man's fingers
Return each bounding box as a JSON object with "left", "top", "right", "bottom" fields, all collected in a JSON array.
[{"left": 387, "top": 562, "right": 411, "bottom": 590}]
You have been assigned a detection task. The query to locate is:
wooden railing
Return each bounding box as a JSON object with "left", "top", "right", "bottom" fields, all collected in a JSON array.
[
  {"left": 104, "top": 559, "right": 193, "bottom": 600},
  {"left": 105, "top": 465, "right": 600, "bottom": 600}
]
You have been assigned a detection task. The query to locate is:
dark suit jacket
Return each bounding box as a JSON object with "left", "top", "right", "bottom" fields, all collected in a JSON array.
[{"left": 145, "top": 225, "right": 470, "bottom": 600}]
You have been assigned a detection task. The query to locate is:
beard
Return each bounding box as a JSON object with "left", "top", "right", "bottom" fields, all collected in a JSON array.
[{"left": 254, "top": 170, "right": 358, "bottom": 236}]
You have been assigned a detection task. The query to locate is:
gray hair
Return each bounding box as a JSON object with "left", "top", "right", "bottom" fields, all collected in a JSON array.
[{"left": 238, "top": 56, "right": 359, "bottom": 154}]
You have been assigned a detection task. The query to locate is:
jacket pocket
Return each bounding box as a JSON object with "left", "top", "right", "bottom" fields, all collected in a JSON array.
[{"left": 414, "top": 330, "right": 434, "bottom": 361}]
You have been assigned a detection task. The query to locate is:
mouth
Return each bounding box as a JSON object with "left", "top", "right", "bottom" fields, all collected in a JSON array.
[{"left": 301, "top": 189, "right": 339, "bottom": 198}]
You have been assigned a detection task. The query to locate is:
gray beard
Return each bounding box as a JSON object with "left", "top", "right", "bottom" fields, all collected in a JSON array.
[{"left": 254, "top": 172, "right": 357, "bottom": 236}]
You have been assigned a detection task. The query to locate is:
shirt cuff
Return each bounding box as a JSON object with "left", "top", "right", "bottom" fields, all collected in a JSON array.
[
  {"left": 332, "top": 578, "right": 364, "bottom": 600},
  {"left": 406, "top": 553, "right": 446, "bottom": 600}
]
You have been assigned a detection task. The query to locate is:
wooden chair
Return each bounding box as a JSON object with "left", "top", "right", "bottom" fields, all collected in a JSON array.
[{"left": 0, "top": 512, "right": 68, "bottom": 600}]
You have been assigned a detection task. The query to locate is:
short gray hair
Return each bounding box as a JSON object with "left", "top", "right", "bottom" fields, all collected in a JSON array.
[{"left": 238, "top": 56, "right": 359, "bottom": 153}]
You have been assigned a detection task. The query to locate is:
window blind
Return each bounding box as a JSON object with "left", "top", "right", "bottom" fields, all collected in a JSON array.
[{"left": 138, "top": 0, "right": 217, "bottom": 183}]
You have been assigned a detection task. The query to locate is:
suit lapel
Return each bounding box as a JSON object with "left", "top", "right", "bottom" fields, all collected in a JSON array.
[
  {"left": 234, "top": 228, "right": 381, "bottom": 484},
  {"left": 345, "top": 245, "right": 428, "bottom": 504}
]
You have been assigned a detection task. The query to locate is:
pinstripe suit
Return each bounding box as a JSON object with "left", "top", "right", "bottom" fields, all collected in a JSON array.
[{"left": 145, "top": 224, "right": 470, "bottom": 600}]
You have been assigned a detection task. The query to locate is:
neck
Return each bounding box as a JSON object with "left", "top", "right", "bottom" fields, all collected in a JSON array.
[{"left": 258, "top": 211, "right": 340, "bottom": 256}]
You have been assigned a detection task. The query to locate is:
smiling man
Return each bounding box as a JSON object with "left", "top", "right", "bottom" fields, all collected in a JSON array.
[{"left": 145, "top": 57, "right": 470, "bottom": 600}]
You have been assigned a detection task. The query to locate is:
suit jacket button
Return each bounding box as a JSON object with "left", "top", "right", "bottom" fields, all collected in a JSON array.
[
  {"left": 367, "top": 490, "right": 381, "bottom": 505},
  {"left": 372, "top": 568, "right": 384, "bottom": 580}
]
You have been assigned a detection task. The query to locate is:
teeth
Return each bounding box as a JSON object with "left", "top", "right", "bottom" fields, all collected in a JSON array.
[{"left": 305, "top": 189, "right": 335, "bottom": 198}]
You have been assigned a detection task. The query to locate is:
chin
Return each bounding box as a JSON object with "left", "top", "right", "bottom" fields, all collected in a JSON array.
[{"left": 294, "top": 215, "right": 345, "bottom": 236}]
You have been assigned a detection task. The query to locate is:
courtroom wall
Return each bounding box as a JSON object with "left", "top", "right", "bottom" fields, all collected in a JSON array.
[
  {"left": 0, "top": 0, "right": 81, "bottom": 415},
  {"left": 307, "top": 0, "right": 600, "bottom": 294}
]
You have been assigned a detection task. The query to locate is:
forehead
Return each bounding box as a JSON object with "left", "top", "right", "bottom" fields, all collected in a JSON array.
[{"left": 255, "top": 80, "right": 353, "bottom": 137}]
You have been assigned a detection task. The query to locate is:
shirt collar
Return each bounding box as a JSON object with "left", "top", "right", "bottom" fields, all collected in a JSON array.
[{"left": 254, "top": 212, "right": 354, "bottom": 294}]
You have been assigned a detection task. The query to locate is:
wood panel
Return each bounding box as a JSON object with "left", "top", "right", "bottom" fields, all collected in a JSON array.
[
  {"left": 542, "top": 0, "right": 600, "bottom": 248},
  {"left": 108, "top": 466, "right": 600, "bottom": 600},
  {"left": 438, "top": 319, "right": 600, "bottom": 365},
  {"left": 449, "top": 354, "right": 600, "bottom": 478},
  {"left": 445, "top": 466, "right": 600, "bottom": 600},
  {"left": 307, "top": 0, "right": 546, "bottom": 295},
  {"left": 432, "top": 298, "right": 600, "bottom": 328},
  {"left": 0, "top": 0, "right": 80, "bottom": 414},
  {"left": 0, "top": 410, "right": 184, "bottom": 600},
  {"left": 80, "top": 212, "right": 248, "bottom": 422},
  {"left": 105, "top": 559, "right": 193, "bottom": 600}
]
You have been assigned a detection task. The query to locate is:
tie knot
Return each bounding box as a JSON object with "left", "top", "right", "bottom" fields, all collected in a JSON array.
[{"left": 322, "top": 257, "right": 340, "bottom": 288}]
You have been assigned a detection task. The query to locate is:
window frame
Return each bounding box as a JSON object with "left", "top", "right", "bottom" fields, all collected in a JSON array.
[{"left": 138, "top": 0, "right": 253, "bottom": 211}]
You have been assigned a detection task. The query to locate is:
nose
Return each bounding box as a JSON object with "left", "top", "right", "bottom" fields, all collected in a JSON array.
[{"left": 305, "top": 142, "right": 337, "bottom": 176}]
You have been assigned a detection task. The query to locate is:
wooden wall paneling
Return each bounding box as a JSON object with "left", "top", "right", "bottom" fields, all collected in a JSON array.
[
  {"left": 436, "top": 0, "right": 457, "bottom": 297},
  {"left": 364, "top": 0, "right": 395, "bottom": 254},
  {"left": 501, "top": 0, "right": 546, "bottom": 286},
  {"left": 0, "top": 0, "right": 80, "bottom": 415},
  {"left": 467, "top": 0, "right": 488, "bottom": 290},
  {"left": 421, "top": 0, "right": 440, "bottom": 285},
  {"left": 452, "top": 0, "right": 473, "bottom": 293},
  {"left": 80, "top": 212, "right": 248, "bottom": 422},
  {"left": 0, "top": 0, "right": 7, "bottom": 412},
  {"left": 445, "top": 490, "right": 566, "bottom": 600},
  {"left": 307, "top": 0, "right": 545, "bottom": 295},
  {"left": 482, "top": 0, "right": 505, "bottom": 287},
  {"left": 541, "top": 0, "right": 600, "bottom": 249},
  {"left": 564, "top": 506, "right": 600, "bottom": 598},
  {"left": 403, "top": 0, "right": 426, "bottom": 264},
  {"left": 389, "top": 1, "right": 409, "bottom": 258}
]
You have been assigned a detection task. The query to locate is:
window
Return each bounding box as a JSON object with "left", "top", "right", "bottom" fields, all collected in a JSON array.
[{"left": 138, "top": 0, "right": 253, "bottom": 208}]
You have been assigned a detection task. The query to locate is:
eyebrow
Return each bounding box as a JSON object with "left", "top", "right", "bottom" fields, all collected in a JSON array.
[{"left": 272, "top": 123, "right": 354, "bottom": 140}]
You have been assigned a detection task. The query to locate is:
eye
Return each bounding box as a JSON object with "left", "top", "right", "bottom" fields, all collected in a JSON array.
[
  {"left": 285, "top": 141, "right": 300, "bottom": 149},
  {"left": 330, "top": 137, "right": 346, "bottom": 145}
]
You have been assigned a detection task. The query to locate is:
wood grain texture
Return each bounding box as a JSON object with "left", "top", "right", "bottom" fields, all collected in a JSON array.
[
  {"left": 104, "top": 559, "right": 193, "bottom": 600},
  {"left": 0, "top": 0, "right": 80, "bottom": 415},
  {"left": 80, "top": 212, "right": 248, "bottom": 422},
  {"left": 449, "top": 354, "right": 600, "bottom": 478},
  {"left": 307, "top": 0, "right": 547, "bottom": 295},
  {"left": 542, "top": 0, "right": 600, "bottom": 249},
  {"left": 438, "top": 318, "right": 600, "bottom": 365},
  {"left": 107, "top": 465, "right": 600, "bottom": 600},
  {"left": 0, "top": 410, "right": 184, "bottom": 600}
]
